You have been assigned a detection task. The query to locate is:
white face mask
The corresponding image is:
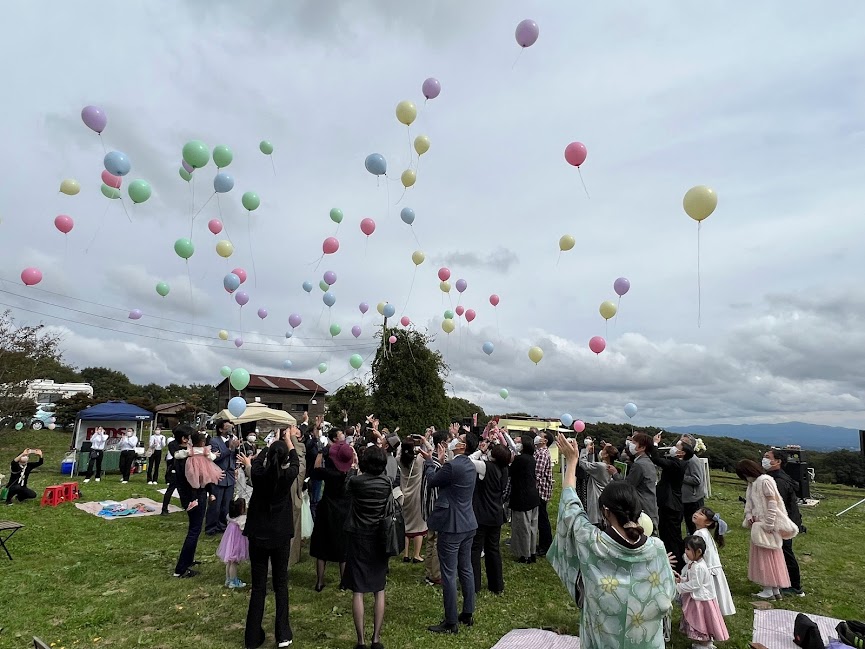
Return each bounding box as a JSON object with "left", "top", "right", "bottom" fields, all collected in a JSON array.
[
  {"left": 669, "top": 446, "right": 679, "bottom": 458},
  {"left": 247, "top": 436, "right": 256, "bottom": 443},
  {"left": 584, "top": 438, "right": 592, "bottom": 447},
  {"left": 533, "top": 436, "right": 542, "bottom": 447},
  {"left": 514, "top": 443, "right": 523, "bottom": 453},
  {"left": 761, "top": 458, "right": 773, "bottom": 470},
  {"left": 627, "top": 441, "right": 637, "bottom": 455}
]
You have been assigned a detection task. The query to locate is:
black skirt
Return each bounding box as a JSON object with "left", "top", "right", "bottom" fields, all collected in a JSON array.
[
  {"left": 310, "top": 495, "right": 349, "bottom": 562},
  {"left": 343, "top": 531, "right": 388, "bottom": 594}
]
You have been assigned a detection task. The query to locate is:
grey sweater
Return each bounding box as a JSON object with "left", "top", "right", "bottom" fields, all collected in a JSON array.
[{"left": 681, "top": 455, "right": 707, "bottom": 504}]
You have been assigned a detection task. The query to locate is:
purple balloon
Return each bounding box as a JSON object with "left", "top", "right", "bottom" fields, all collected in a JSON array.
[
  {"left": 422, "top": 77, "right": 441, "bottom": 100},
  {"left": 234, "top": 337, "right": 243, "bottom": 348},
  {"left": 257, "top": 307, "right": 268, "bottom": 319},
  {"left": 235, "top": 291, "right": 250, "bottom": 306},
  {"left": 182, "top": 160, "right": 194, "bottom": 174},
  {"left": 359, "top": 302, "right": 369, "bottom": 314},
  {"left": 455, "top": 278, "right": 467, "bottom": 293},
  {"left": 515, "top": 19, "right": 539, "bottom": 48},
  {"left": 614, "top": 277, "right": 631, "bottom": 297},
  {"left": 288, "top": 313, "right": 302, "bottom": 329},
  {"left": 323, "top": 270, "right": 337, "bottom": 286},
  {"left": 351, "top": 325, "right": 362, "bottom": 338},
  {"left": 128, "top": 309, "right": 142, "bottom": 320},
  {"left": 81, "top": 105, "right": 107, "bottom": 134}
]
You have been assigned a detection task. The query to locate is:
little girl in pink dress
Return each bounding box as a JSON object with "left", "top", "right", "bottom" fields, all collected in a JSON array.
[
  {"left": 677, "top": 535, "right": 729, "bottom": 649},
  {"left": 184, "top": 433, "right": 224, "bottom": 511}
]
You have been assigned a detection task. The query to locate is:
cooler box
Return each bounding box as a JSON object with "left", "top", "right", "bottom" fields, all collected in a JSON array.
[{"left": 61, "top": 451, "right": 76, "bottom": 476}]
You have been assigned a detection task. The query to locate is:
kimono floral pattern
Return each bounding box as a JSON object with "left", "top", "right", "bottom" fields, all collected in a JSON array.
[{"left": 548, "top": 487, "right": 676, "bottom": 649}]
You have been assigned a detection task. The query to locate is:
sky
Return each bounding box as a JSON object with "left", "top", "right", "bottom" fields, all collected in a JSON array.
[{"left": 1, "top": 1, "right": 864, "bottom": 427}]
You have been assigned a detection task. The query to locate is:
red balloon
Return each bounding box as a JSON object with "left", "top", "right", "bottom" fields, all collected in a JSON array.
[
  {"left": 360, "top": 218, "right": 376, "bottom": 236},
  {"left": 564, "top": 142, "right": 587, "bottom": 167},
  {"left": 231, "top": 267, "right": 248, "bottom": 284},
  {"left": 589, "top": 336, "right": 606, "bottom": 355},
  {"left": 323, "top": 237, "right": 339, "bottom": 255},
  {"left": 465, "top": 309, "right": 476, "bottom": 323},
  {"left": 54, "top": 215, "right": 74, "bottom": 234},
  {"left": 21, "top": 267, "right": 42, "bottom": 286},
  {"left": 437, "top": 267, "right": 451, "bottom": 282},
  {"left": 101, "top": 169, "right": 122, "bottom": 189},
  {"left": 489, "top": 294, "right": 500, "bottom": 307},
  {"left": 388, "top": 335, "right": 397, "bottom": 344},
  {"left": 573, "top": 420, "right": 586, "bottom": 433},
  {"left": 455, "top": 305, "right": 465, "bottom": 317},
  {"left": 400, "top": 316, "right": 410, "bottom": 327}
]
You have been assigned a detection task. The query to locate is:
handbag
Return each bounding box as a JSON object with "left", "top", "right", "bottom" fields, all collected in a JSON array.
[
  {"left": 837, "top": 620, "right": 865, "bottom": 648},
  {"left": 89, "top": 450, "right": 101, "bottom": 460},
  {"left": 380, "top": 490, "right": 406, "bottom": 557},
  {"left": 793, "top": 613, "right": 823, "bottom": 649}
]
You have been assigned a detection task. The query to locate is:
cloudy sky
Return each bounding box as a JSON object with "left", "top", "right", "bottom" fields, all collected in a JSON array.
[{"left": 1, "top": 1, "right": 864, "bottom": 427}]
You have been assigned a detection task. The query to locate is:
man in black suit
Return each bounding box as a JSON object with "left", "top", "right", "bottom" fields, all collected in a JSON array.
[
  {"left": 206, "top": 419, "right": 237, "bottom": 535},
  {"left": 5, "top": 448, "right": 43, "bottom": 504},
  {"left": 161, "top": 428, "right": 191, "bottom": 515},
  {"left": 649, "top": 433, "right": 686, "bottom": 571},
  {"left": 765, "top": 449, "right": 804, "bottom": 596}
]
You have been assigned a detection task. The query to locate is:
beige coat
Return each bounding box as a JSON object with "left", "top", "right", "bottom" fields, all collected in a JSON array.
[
  {"left": 289, "top": 435, "right": 307, "bottom": 565},
  {"left": 742, "top": 474, "right": 798, "bottom": 549}
]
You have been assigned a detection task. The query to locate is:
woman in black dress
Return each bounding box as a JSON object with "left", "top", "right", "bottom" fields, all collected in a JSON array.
[
  {"left": 471, "top": 442, "right": 511, "bottom": 594},
  {"left": 344, "top": 445, "right": 391, "bottom": 649}
]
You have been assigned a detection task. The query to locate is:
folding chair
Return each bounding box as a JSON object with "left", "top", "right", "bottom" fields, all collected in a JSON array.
[{"left": 0, "top": 521, "right": 24, "bottom": 560}]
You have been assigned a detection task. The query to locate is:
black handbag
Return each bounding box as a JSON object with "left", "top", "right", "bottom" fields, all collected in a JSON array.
[
  {"left": 380, "top": 491, "right": 406, "bottom": 557},
  {"left": 793, "top": 613, "right": 823, "bottom": 649}
]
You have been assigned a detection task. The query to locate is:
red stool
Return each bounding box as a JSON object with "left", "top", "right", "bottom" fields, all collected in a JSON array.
[
  {"left": 61, "top": 482, "right": 80, "bottom": 502},
  {"left": 40, "top": 485, "right": 65, "bottom": 507}
]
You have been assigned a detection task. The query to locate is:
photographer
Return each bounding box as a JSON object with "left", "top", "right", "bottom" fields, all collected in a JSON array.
[{"left": 5, "top": 448, "right": 43, "bottom": 504}]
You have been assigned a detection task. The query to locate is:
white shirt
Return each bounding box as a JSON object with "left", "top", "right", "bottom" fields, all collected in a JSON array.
[
  {"left": 676, "top": 559, "right": 717, "bottom": 601},
  {"left": 149, "top": 434, "right": 166, "bottom": 451},
  {"left": 117, "top": 435, "right": 138, "bottom": 451},
  {"left": 469, "top": 450, "right": 487, "bottom": 480},
  {"left": 89, "top": 431, "right": 108, "bottom": 451}
]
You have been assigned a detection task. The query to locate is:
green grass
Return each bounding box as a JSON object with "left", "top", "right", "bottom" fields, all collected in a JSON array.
[{"left": 2, "top": 429, "right": 864, "bottom": 648}]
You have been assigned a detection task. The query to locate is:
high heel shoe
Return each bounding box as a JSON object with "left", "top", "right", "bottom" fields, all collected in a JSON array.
[
  {"left": 402, "top": 557, "right": 410, "bottom": 563},
  {"left": 411, "top": 557, "right": 423, "bottom": 564},
  {"left": 315, "top": 583, "right": 325, "bottom": 592}
]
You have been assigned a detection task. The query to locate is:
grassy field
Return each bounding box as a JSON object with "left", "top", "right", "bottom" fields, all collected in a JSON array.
[{"left": 1, "top": 429, "right": 863, "bottom": 649}]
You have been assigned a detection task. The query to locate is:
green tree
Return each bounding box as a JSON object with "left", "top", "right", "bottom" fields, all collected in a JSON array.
[
  {"left": 370, "top": 327, "right": 448, "bottom": 434},
  {"left": 80, "top": 367, "right": 135, "bottom": 400},
  {"left": 326, "top": 382, "right": 372, "bottom": 429},
  {"left": 53, "top": 393, "right": 96, "bottom": 427},
  {"left": 445, "top": 397, "right": 488, "bottom": 426}
]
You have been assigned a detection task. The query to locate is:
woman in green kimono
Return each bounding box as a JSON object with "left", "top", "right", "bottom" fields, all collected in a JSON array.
[{"left": 549, "top": 434, "right": 676, "bottom": 649}]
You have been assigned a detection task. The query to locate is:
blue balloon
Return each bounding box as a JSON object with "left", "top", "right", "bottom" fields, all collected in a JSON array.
[
  {"left": 624, "top": 402, "right": 638, "bottom": 419},
  {"left": 323, "top": 291, "right": 336, "bottom": 307},
  {"left": 382, "top": 304, "right": 396, "bottom": 318},
  {"left": 104, "top": 151, "right": 131, "bottom": 176},
  {"left": 364, "top": 153, "right": 387, "bottom": 176},
  {"left": 400, "top": 207, "right": 416, "bottom": 225},
  {"left": 223, "top": 272, "right": 240, "bottom": 292},
  {"left": 283, "top": 360, "right": 293, "bottom": 370},
  {"left": 228, "top": 396, "right": 247, "bottom": 417},
  {"left": 560, "top": 413, "right": 574, "bottom": 428},
  {"left": 302, "top": 280, "right": 313, "bottom": 293},
  {"left": 214, "top": 172, "right": 234, "bottom": 193},
  {"left": 285, "top": 331, "right": 293, "bottom": 339},
  {"left": 482, "top": 341, "right": 494, "bottom": 355}
]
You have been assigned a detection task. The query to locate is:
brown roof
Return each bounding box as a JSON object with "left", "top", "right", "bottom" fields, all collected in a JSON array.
[
  {"left": 217, "top": 374, "right": 328, "bottom": 394},
  {"left": 154, "top": 401, "right": 189, "bottom": 413}
]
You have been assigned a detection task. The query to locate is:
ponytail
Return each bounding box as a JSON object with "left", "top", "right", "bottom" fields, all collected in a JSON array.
[{"left": 699, "top": 506, "right": 726, "bottom": 549}]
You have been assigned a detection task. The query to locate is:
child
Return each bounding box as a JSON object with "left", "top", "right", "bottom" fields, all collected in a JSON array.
[
  {"left": 217, "top": 498, "right": 249, "bottom": 588},
  {"left": 184, "top": 432, "right": 223, "bottom": 511},
  {"left": 677, "top": 535, "right": 730, "bottom": 649},
  {"left": 692, "top": 506, "right": 736, "bottom": 616}
]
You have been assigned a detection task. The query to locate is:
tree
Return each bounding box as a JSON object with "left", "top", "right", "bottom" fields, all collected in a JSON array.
[
  {"left": 53, "top": 393, "right": 95, "bottom": 427},
  {"left": 80, "top": 367, "right": 135, "bottom": 400},
  {"left": 445, "top": 397, "right": 488, "bottom": 426},
  {"left": 370, "top": 327, "right": 449, "bottom": 433},
  {"left": 326, "top": 382, "right": 373, "bottom": 429}
]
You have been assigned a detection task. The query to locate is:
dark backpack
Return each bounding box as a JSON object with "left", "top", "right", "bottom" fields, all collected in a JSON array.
[
  {"left": 837, "top": 620, "right": 865, "bottom": 648},
  {"left": 794, "top": 613, "right": 824, "bottom": 649}
]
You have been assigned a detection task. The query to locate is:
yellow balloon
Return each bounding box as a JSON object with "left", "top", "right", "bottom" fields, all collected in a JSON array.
[
  {"left": 377, "top": 302, "right": 386, "bottom": 316},
  {"left": 395, "top": 100, "right": 417, "bottom": 126},
  {"left": 442, "top": 319, "right": 455, "bottom": 334},
  {"left": 414, "top": 135, "right": 430, "bottom": 156},
  {"left": 528, "top": 346, "right": 544, "bottom": 364},
  {"left": 216, "top": 240, "right": 234, "bottom": 258},
  {"left": 411, "top": 250, "right": 425, "bottom": 266},
  {"left": 440, "top": 281, "right": 451, "bottom": 293},
  {"left": 218, "top": 329, "right": 229, "bottom": 341},
  {"left": 599, "top": 300, "right": 617, "bottom": 320},
  {"left": 59, "top": 178, "right": 80, "bottom": 196},
  {"left": 401, "top": 169, "right": 417, "bottom": 188},
  {"left": 559, "top": 235, "right": 576, "bottom": 251},
  {"left": 683, "top": 185, "right": 717, "bottom": 222}
]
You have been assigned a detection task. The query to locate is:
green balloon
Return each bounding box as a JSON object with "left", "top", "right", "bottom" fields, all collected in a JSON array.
[
  {"left": 179, "top": 167, "right": 192, "bottom": 182},
  {"left": 329, "top": 323, "right": 342, "bottom": 337},
  {"left": 499, "top": 389, "right": 509, "bottom": 400},
  {"left": 15, "top": 422, "right": 24, "bottom": 430},
  {"left": 330, "top": 208, "right": 344, "bottom": 224},
  {"left": 259, "top": 140, "right": 274, "bottom": 155},
  {"left": 241, "top": 191, "right": 260, "bottom": 211},
  {"left": 219, "top": 365, "right": 232, "bottom": 378},
  {"left": 229, "top": 367, "right": 250, "bottom": 391},
  {"left": 174, "top": 238, "right": 195, "bottom": 259},
  {"left": 318, "top": 362, "right": 328, "bottom": 374},
  {"left": 213, "top": 145, "right": 233, "bottom": 168},
  {"left": 128, "top": 179, "right": 152, "bottom": 204},
  {"left": 444, "top": 309, "right": 455, "bottom": 320},
  {"left": 182, "top": 140, "right": 210, "bottom": 169},
  {"left": 349, "top": 354, "right": 363, "bottom": 370},
  {"left": 319, "top": 280, "right": 329, "bottom": 292},
  {"left": 101, "top": 183, "right": 120, "bottom": 199},
  {"left": 156, "top": 281, "right": 170, "bottom": 297}
]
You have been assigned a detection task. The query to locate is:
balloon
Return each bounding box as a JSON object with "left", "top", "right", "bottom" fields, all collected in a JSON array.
[
  {"left": 323, "top": 292, "right": 336, "bottom": 307},
  {"left": 174, "top": 238, "right": 195, "bottom": 260},
  {"left": 455, "top": 278, "right": 467, "bottom": 293},
  {"left": 400, "top": 316, "right": 410, "bottom": 327},
  {"left": 319, "top": 280, "right": 329, "bottom": 292},
  {"left": 422, "top": 77, "right": 441, "bottom": 100},
  {"left": 589, "top": 336, "right": 606, "bottom": 355},
  {"left": 218, "top": 330, "right": 229, "bottom": 341},
  {"left": 624, "top": 403, "right": 638, "bottom": 419},
  {"left": 182, "top": 140, "right": 210, "bottom": 169},
  {"left": 179, "top": 168, "right": 192, "bottom": 182},
  {"left": 414, "top": 135, "right": 431, "bottom": 156},
  {"left": 15, "top": 422, "right": 23, "bottom": 431},
  {"left": 376, "top": 302, "right": 386, "bottom": 315},
  {"left": 235, "top": 291, "right": 250, "bottom": 307},
  {"left": 101, "top": 170, "right": 122, "bottom": 189},
  {"left": 285, "top": 331, "right": 293, "bottom": 339},
  {"left": 599, "top": 301, "right": 617, "bottom": 320},
  {"left": 234, "top": 337, "right": 244, "bottom": 348},
  {"left": 259, "top": 140, "right": 274, "bottom": 155},
  {"left": 213, "top": 145, "right": 233, "bottom": 168},
  {"left": 388, "top": 335, "right": 397, "bottom": 345},
  {"left": 683, "top": 185, "right": 718, "bottom": 222},
  {"left": 364, "top": 153, "right": 386, "bottom": 176},
  {"left": 411, "top": 250, "right": 425, "bottom": 266},
  {"left": 351, "top": 325, "right": 362, "bottom": 338},
  {"left": 216, "top": 240, "right": 234, "bottom": 258},
  {"left": 155, "top": 281, "right": 170, "bottom": 297},
  {"left": 401, "top": 169, "right": 417, "bottom": 188},
  {"left": 455, "top": 305, "right": 465, "bottom": 317},
  {"left": 214, "top": 173, "right": 234, "bottom": 194},
  {"left": 104, "top": 151, "right": 131, "bottom": 176},
  {"left": 528, "top": 346, "right": 544, "bottom": 364},
  {"left": 318, "top": 363, "right": 328, "bottom": 374},
  {"left": 323, "top": 237, "right": 339, "bottom": 254},
  {"left": 228, "top": 396, "right": 247, "bottom": 418},
  {"left": 229, "top": 368, "right": 251, "bottom": 390},
  {"left": 59, "top": 179, "right": 80, "bottom": 195},
  {"left": 438, "top": 267, "right": 451, "bottom": 282},
  {"left": 54, "top": 215, "right": 74, "bottom": 234},
  {"left": 20, "top": 268, "right": 42, "bottom": 286},
  {"left": 465, "top": 309, "right": 476, "bottom": 323},
  {"left": 383, "top": 304, "right": 396, "bottom": 318},
  {"left": 489, "top": 294, "right": 500, "bottom": 307},
  {"left": 395, "top": 100, "right": 417, "bottom": 126},
  {"left": 232, "top": 268, "right": 248, "bottom": 284},
  {"left": 100, "top": 184, "right": 121, "bottom": 199},
  {"left": 48, "top": 423, "right": 56, "bottom": 430},
  {"left": 442, "top": 319, "right": 455, "bottom": 334},
  {"left": 440, "top": 281, "right": 451, "bottom": 293},
  {"left": 329, "top": 323, "right": 342, "bottom": 337},
  {"left": 182, "top": 160, "right": 194, "bottom": 174},
  {"left": 350, "top": 354, "right": 363, "bottom": 370},
  {"left": 288, "top": 313, "right": 302, "bottom": 328},
  {"left": 360, "top": 218, "right": 376, "bottom": 236},
  {"left": 128, "top": 309, "right": 142, "bottom": 320},
  {"left": 564, "top": 142, "right": 588, "bottom": 167},
  {"left": 499, "top": 389, "right": 509, "bottom": 400},
  {"left": 220, "top": 366, "right": 233, "bottom": 378},
  {"left": 478, "top": 342, "right": 493, "bottom": 356},
  {"left": 614, "top": 277, "right": 631, "bottom": 297},
  {"left": 515, "top": 19, "right": 540, "bottom": 47},
  {"left": 444, "top": 309, "right": 455, "bottom": 320},
  {"left": 81, "top": 105, "right": 107, "bottom": 133},
  {"left": 323, "top": 270, "right": 337, "bottom": 286},
  {"left": 242, "top": 191, "right": 260, "bottom": 211},
  {"left": 126, "top": 178, "right": 151, "bottom": 204},
  {"left": 208, "top": 219, "right": 223, "bottom": 235},
  {"left": 257, "top": 307, "right": 268, "bottom": 319},
  {"left": 302, "top": 281, "right": 313, "bottom": 293},
  {"left": 559, "top": 235, "right": 576, "bottom": 251},
  {"left": 359, "top": 302, "right": 369, "bottom": 314},
  {"left": 283, "top": 360, "right": 293, "bottom": 370},
  {"left": 573, "top": 420, "right": 586, "bottom": 434},
  {"left": 560, "top": 413, "right": 574, "bottom": 428},
  {"left": 400, "top": 207, "right": 416, "bottom": 225},
  {"left": 330, "top": 208, "right": 343, "bottom": 224}
]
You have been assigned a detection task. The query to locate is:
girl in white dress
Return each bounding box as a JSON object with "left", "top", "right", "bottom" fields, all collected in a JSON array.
[{"left": 691, "top": 506, "right": 735, "bottom": 616}]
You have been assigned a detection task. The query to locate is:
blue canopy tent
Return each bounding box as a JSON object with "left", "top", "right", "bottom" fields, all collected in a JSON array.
[{"left": 71, "top": 401, "right": 154, "bottom": 476}]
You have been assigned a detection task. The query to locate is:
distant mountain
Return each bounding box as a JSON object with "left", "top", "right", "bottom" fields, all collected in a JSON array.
[{"left": 664, "top": 421, "right": 862, "bottom": 452}]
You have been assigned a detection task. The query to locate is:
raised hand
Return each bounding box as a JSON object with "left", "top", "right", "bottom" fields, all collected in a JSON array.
[{"left": 556, "top": 433, "right": 579, "bottom": 462}]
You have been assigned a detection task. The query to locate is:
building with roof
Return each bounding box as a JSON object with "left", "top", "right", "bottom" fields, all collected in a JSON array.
[{"left": 215, "top": 374, "right": 328, "bottom": 421}]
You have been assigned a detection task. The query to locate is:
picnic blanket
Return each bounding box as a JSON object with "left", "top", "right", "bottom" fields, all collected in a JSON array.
[
  {"left": 753, "top": 609, "right": 844, "bottom": 649},
  {"left": 75, "top": 498, "right": 181, "bottom": 520},
  {"left": 157, "top": 488, "right": 180, "bottom": 500},
  {"left": 490, "top": 629, "right": 580, "bottom": 649}
]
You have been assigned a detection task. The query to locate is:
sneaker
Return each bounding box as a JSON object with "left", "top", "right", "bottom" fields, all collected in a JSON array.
[
  {"left": 781, "top": 587, "right": 806, "bottom": 597},
  {"left": 83, "top": 479, "right": 90, "bottom": 484},
  {"left": 121, "top": 480, "right": 128, "bottom": 484},
  {"left": 225, "top": 579, "right": 231, "bottom": 587},
  {"left": 173, "top": 569, "right": 198, "bottom": 579},
  {"left": 277, "top": 642, "right": 292, "bottom": 648},
  {"left": 753, "top": 588, "right": 775, "bottom": 599},
  {"left": 229, "top": 578, "right": 247, "bottom": 588}
]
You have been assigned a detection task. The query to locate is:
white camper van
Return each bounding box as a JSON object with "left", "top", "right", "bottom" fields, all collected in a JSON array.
[{"left": 25, "top": 379, "right": 94, "bottom": 404}]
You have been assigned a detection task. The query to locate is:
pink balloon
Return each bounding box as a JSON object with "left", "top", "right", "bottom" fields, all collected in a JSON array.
[
  {"left": 438, "top": 267, "right": 451, "bottom": 282},
  {"left": 388, "top": 335, "right": 397, "bottom": 344},
  {"left": 465, "top": 309, "right": 476, "bottom": 323},
  {"left": 208, "top": 219, "right": 223, "bottom": 235},
  {"left": 564, "top": 142, "right": 588, "bottom": 167},
  {"left": 455, "top": 305, "right": 465, "bottom": 317},
  {"left": 231, "top": 268, "right": 248, "bottom": 284},
  {"left": 489, "top": 294, "right": 500, "bottom": 307},
  {"left": 400, "top": 316, "right": 410, "bottom": 327},
  {"left": 101, "top": 169, "right": 122, "bottom": 189},
  {"left": 573, "top": 420, "right": 586, "bottom": 433},
  {"left": 54, "top": 215, "right": 74, "bottom": 234},
  {"left": 589, "top": 336, "right": 606, "bottom": 355},
  {"left": 323, "top": 236, "right": 340, "bottom": 255},
  {"left": 21, "top": 267, "right": 42, "bottom": 286},
  {"left": 360, "top": 218, "right": 376, "bottom": 236},
  {"left": 257, "top": 307, "right": 268, "bottom": 319}
]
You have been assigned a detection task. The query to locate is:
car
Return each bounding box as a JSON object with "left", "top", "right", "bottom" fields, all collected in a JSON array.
[{"left": 30, "top": 404, "right": 56, "bottom": 430}]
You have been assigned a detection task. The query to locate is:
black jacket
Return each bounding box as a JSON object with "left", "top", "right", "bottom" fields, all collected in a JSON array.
[
  {"left": 473, "top": 462, "right": 508, "bottom": 527},
  {"left": 650, "top": 449, "right": 685, "bottom": 512},
  {"left": 508, "top": 453, "right": 540, "bottom": 512},
  {"left": 7, "top": 458, "right": 43, "bottom": 488},
  {"left": 344, "top": 473, "right": 391, "bottom": 533},
  {"left": 769, "top": 469, "right": 802, "bottom": 528},
  {"left": 244, "top": 449, "right": 300, "bottom": 547}
]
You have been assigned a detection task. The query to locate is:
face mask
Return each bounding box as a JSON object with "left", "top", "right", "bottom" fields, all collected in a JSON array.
[
  {"left": 669, "top": 446, "right": 679, "bottom": 458},
  {"left": 448, "top": 438, "right": 460, "bottom": 451},
  {"left": 584, "top": 438, "right": 592, "bottom": 447},
  {"left": 761, "top": 458, "right": 773, "bottom": 470},
  {"left": 247, "top": 436, "right": 256, "bottom": 443},
  {"left": 514, "top": 443, "right": 523, "bottom": 453},
  {"left": 626, "top": 441, "right": 637, "bottom": 455},
  {"left": 533, "top": 436, "right": 542, "bottom": 447}
]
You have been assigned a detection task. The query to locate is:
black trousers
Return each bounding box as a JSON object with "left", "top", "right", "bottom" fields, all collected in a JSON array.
[
  {"left": 161, "top": 470, "right": 188, "bottom": 512},
  {"left": 5, "top": 485, "right": 37, "bottom": 504},
  {"left": 174, "top": 491, "right": 206, "bottom": 574},
  {"left": 782, "top": 538, "right": 802, "bottom": 590},
  {"left": 537, "top": 499, "right": 553, "bottom": 554},
  {"left": 658, "top": 506, "right": 684, "bottom": 572},
  {"left": 245, "top": 539, "right": 292, "bottom": 648},
  {"left": 205, "top": 483, "right": 234, "bottom": 534},
  {"left": 682, "top": 498, "right": 704, "bottom": 535},
  {"left": 119, "top": 450, "right": 136, "bottom": 481},
  {"left": 471, "top": 523, "right": 504, "bottom": 594},
  {"left": 147, "top": 449, "right": 162, "bottom": 482},
  {"left": 84, "top": 450, "right": 104, "bottom": 479}
]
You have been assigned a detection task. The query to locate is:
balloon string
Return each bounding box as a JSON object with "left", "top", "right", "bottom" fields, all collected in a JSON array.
[
  {"left": 406, "top": 126, "right": 413, "bottom": 167},
  {"left": 247, "top": 214, "right": 258, "bottom": 288},
  {"left": 410, "top": 225, "right": 421, "bottom": 248},
  {"left": 401, "top": 267, "right": 417, "bottom": 317},
  {"left": 697, "top": 221, "right": 702, "bottom": 328},
  {"left": 556, "top": 250, "right": 561, "bottom": 267},
  {"left": 192, "top": 193, "right": 215, "bottom": 222},
  {"left": 270, "top": 155, "right": 276, "bottom": 176},
  {"left": 395, "top": 186, "right": 407, "bottom": 205},
  {"left": 615, "top": 296, "right": 621, "bottom": 326},
  {"left": 511, "top": 48, "right": 523, "bottom": 70},
  {"left": 85, "top": 202, "right": 113, "bottom": 254},
  {"left": 495, "top": 309, "right": 501, "bottom": 338},
  {"left": 385, "top": 177, "right": 390, "bottom": 222},
  {"left": 187, "top": 260, "right": 195, "bottom": 334},
  {"left": 577, "top": 167, "right": 590, "bottom": 199},
  {"left": 189, "top": 178, "right": 195, "bottom": 240},
  {"left": 98, "top": 133, "right": 107, "bottom": 155},
  {"left": 119, "top": 196, "right": 132, "bottom": 223}
]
